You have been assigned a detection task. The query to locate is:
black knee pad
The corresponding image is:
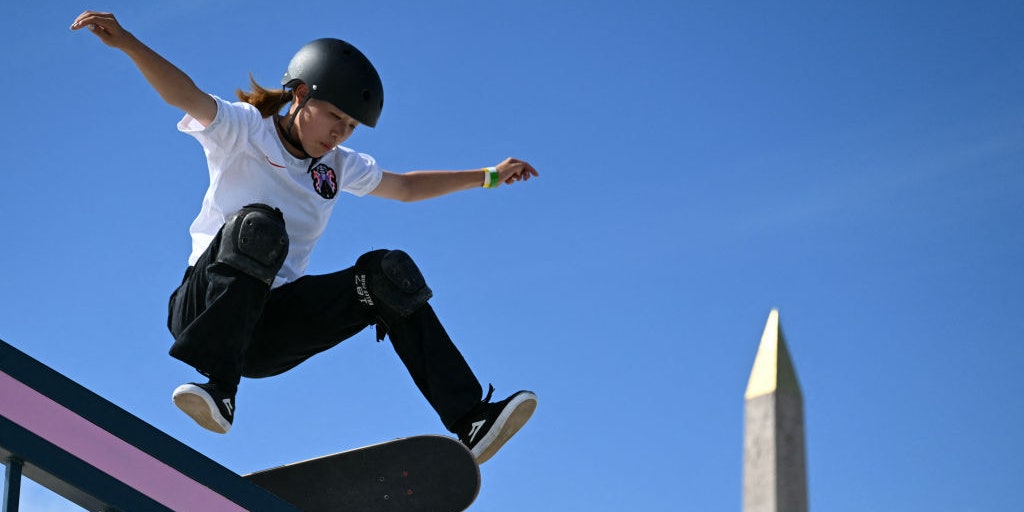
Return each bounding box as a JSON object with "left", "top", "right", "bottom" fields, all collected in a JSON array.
[
  {"left": 355, "top": 249, "right": 433, "bottom": 321},
  {"left": 215, "top": 204, "right": 289, "bottom": 286}
]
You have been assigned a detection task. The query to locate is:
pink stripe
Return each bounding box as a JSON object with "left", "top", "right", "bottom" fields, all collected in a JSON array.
[{"left": 0, "top": 373, "right": 247, "bottom": 511}]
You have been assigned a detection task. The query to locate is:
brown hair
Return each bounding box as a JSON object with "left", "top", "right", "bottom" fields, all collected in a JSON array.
[{"left": 235, "top": 74, "right": 294, "bottom": 118}]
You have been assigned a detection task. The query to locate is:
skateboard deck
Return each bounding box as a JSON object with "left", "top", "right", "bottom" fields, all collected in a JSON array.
[{"left": 244, "top": 435, "right": 480, "bottom": 512}]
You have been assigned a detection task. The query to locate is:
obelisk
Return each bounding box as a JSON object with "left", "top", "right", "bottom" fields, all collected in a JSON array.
[{"left": 743, "top": 309, "right": 808, "bottom": 512}]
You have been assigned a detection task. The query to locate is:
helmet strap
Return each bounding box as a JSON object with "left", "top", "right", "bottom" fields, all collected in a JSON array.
[{"left": 276, "top": 93, "right": 314, "bottom": 160}]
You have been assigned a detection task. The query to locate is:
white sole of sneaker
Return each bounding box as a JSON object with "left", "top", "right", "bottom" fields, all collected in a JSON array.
[
  {"left": 474, "top": 391, "right": 537, "bottom": 464},
  {"left": 172, "top": 384, "right": 231, "bottom": 434}
]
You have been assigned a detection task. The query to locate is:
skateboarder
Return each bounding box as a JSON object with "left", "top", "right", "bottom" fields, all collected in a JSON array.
[{"left": 71, "top": 10, "right": 537, "bottom": 464}]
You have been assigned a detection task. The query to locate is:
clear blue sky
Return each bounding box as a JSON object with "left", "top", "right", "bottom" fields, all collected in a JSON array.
[{"left": 3, "top": 1, "right": 1022, "bottom": 510}]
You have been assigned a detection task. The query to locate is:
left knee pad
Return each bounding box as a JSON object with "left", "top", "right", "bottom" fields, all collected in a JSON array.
[{"left": 355, "top": 249, "right": 433, "bottom": 320}]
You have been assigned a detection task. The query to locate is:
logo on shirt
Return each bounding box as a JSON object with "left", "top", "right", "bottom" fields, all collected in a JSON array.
[
  {"left": 264, "top": 155, "right": 286, "bottom": 169},
  {"left": 309, "top": 163, "right": 338, "bottom": 199}
]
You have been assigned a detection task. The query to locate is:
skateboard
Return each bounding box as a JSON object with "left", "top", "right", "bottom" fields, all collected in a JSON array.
[{"left": 244, "top": 435, "right": 480, "bottom": 512}]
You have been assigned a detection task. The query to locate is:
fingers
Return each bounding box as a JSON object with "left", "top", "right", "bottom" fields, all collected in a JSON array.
[
  {"left": 495, "top": 157, "right": 539, "bottom": 186},
  {"left": 70, "top": 11, "right": 91, "bottom": 30},
  {"left": 70, "top": 10, "right": 108, "bottom": 31},
  {"left": 70, "top": 11, "right": 125, "bottom": 45}
]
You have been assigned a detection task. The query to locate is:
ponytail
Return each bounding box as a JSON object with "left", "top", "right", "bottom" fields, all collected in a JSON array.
[{"left": 236, "top": 74, "right": 294, "bottom": 118}]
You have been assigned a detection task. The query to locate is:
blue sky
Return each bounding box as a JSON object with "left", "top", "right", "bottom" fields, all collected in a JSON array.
[{"left": 3, "top": 1, "right": 1022, "bottom": 510}]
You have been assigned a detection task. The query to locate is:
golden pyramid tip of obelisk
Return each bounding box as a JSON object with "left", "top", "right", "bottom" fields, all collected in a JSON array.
[{"left": 745, "top": 309, "right": 802, "bottom": 400}]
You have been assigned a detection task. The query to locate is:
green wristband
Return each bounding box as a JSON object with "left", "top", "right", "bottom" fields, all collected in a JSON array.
[{"left": 483, "top": 167, "right": 500, "bottom": 188}]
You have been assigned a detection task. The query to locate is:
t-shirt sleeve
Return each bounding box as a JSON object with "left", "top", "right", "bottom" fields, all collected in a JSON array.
[
  {"left": 177, "top": 96, "right": 260, "bottom": 151},
  {"left": 338, "top": 150, "right": 384, "bottom": 197}
]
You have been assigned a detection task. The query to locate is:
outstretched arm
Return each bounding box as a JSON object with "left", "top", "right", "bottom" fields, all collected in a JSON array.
[
  {"left": 370, "top": 157, "right": 539, "bottom": 202},
  {"left": 71, "top": 11, "right": 216, "bottom": 126}
]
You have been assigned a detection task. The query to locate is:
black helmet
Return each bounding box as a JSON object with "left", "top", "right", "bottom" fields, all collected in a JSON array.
[{"left": 281, "top": 38, "right": 384, "bottom": 128}]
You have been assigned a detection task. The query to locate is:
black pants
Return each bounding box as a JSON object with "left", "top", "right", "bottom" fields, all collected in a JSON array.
[{"left": 166, "top": 228, "right": 483, "bottom": 430}]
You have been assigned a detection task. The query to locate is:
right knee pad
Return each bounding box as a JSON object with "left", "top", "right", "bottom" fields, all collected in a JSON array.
[
  {"left": 355, "top": 249, "right": 433, "bottom": 320},
  {"left": 215, "top": 204, "right": 289, "bottom": 286}
]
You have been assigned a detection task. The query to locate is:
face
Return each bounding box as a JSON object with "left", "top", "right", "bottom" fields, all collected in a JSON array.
[{"left": 288, "top": 85, "right": 359, "bottom": 158}]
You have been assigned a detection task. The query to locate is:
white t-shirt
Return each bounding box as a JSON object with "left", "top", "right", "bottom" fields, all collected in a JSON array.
[{"left": 178, "top": 95, "right": 383, "bottom": 288}]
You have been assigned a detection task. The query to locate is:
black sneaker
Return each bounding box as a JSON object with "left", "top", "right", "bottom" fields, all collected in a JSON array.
[
  {"left": 455, "top": 386, "right": 537, "bottom": 464},
  {"left": 172, "top": 382, "right": 235, "bottom": 434}
]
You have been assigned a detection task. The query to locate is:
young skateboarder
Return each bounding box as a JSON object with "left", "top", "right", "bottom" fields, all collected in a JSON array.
[{"left": 71, "top": 10, "right": 537, "bottom": 464}]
